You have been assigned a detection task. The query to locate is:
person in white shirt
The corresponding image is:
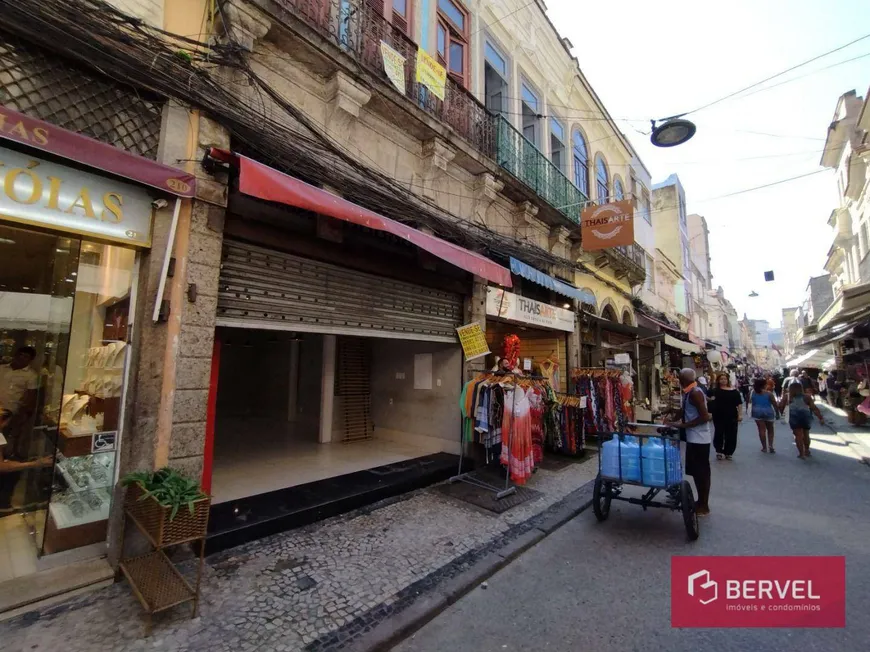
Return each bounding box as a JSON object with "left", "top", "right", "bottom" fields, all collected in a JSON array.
[
  {"left": 0, "top": 346, "right": 47, "bottom": 513},
  {"left": 666, "top": 368, "right": 713, "bottom": 516},
  {"left": 0, "top": 346, "right": 39, "bottom": 458}
]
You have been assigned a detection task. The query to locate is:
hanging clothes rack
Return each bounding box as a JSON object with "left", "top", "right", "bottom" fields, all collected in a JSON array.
[{"left": 451, "top": 371, "right": 550, "bottom": 500}]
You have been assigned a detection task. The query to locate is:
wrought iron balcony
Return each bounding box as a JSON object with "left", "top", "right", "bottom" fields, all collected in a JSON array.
[
  {"left": 276, "top": 0, "right": 494, "bottom": 157},
  {"left": 600, "top": 242, "right": 646, "bottom": 286},
  {"left": 494, "top": 115, "right": 587, "bottom": 223}
]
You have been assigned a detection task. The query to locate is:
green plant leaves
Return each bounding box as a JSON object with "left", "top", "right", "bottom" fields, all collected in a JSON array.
[{"left": 120, "top": 467, "right": 206, "bottom": 521}]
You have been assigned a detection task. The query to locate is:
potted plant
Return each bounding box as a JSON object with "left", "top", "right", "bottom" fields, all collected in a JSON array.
[{"left": 122, "top": 467, "right": 210, "bottom": 547}]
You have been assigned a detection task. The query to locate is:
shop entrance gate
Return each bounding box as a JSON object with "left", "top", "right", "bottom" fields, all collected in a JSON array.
[{"left": 216, "top": 240, "right": 463, "bottom": 342}]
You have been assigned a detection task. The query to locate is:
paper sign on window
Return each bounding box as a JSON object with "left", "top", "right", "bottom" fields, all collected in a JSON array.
[
  {"left": 380, "top": 41, "right": 407, "bottom": 96},
  {"left": 416, "top": 48, "right": 447, "bottom": 101}
]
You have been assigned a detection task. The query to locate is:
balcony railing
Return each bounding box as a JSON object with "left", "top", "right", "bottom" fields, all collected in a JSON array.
[
  {"left": 277, "top": 0, "right": 494, "bottom": 157},
  {"left": 606, "top": 242, "right": 646, "bottom": 284},
  {"left": 494, "top": 115, "right": 587, "bottom": 222}
]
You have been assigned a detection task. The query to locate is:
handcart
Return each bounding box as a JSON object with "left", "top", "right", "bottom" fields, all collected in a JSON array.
[{"left": 592, "top": 424, "right": 699, "bottom": 541}]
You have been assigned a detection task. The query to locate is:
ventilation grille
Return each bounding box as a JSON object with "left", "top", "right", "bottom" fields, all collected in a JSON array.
[{"left": 0, "top": 33, "right": 163, "bottom": 159}]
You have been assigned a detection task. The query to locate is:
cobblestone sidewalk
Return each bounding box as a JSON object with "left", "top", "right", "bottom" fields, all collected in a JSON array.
[{"left": 1, "top": 457, "right": 598, "bottom": 652}]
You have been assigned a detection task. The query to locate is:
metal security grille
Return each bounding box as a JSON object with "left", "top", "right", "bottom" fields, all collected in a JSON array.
[
  {"left": 218, "top": 240, "right": 464, "bottom": 342},
  {"left": 336, "top": 336, "right": 372, "bottom": 443},
  {"left": 0, "top": 33, "right": 163, "bottom": 159}
]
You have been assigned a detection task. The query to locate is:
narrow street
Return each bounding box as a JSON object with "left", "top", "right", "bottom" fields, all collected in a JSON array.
[{"left": 395, "top": 412, "right": 870, "bottom": 652}]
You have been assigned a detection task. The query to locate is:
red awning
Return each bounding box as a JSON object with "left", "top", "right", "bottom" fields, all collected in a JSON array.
[
  {"left": 225, "top": 152, "right": 512, "bottom": 287},
  {"left": 0, "top": 105, "right": 195, "bottom": 198}
]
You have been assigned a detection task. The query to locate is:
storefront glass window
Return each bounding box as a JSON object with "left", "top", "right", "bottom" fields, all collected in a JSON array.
[{"left": 0, "top": 222, "right": 135, "bottom": 565}]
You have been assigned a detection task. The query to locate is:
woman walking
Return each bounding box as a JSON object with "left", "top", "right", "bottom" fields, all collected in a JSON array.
[
  {"left": 711, "top": 373, "right": 743, "bottom": 460},
  {"left": 778, "top": 381, "right": 825, "bottom": 459},
  {"left": 750, "top": 377, "right": 779, "bottom": 453}
]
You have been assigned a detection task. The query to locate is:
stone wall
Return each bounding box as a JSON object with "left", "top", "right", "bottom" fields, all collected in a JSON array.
[{"left": 106, "top": 0, "right": 164, "bottom": 28}]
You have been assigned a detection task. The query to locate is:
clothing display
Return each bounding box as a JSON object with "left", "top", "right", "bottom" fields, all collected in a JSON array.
[
  {"left": 547, "top": 392, "right": 585, "bottom": 456},
  {"left": 572, "top": 369, "right": 629, "bottom": 437},
  {"left": 460, "top": 373, "right": 557, "bottom": 485}
]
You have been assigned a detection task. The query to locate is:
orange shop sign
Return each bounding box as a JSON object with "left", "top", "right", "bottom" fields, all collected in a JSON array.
[{"left": 580, "top": 200, "right": 635, "bottom": 251}]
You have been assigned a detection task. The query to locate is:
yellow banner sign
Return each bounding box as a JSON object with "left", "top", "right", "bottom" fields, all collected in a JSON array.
[
  {"left": 456, "top": 322, "right": 490, "bottom": 362},
  {"left": 416, "top": 48, "right": 447, "bottom": 101},
  {"left": 380, "top": 41, "right": 406, "bottom": 96}
]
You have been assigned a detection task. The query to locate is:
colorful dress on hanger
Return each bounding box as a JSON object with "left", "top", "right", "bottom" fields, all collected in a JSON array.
[
  {"left": 529, "top": 386, "right": 544, "bottom": 464},
  {"left": 500, "top": 386, "right": 534, "bottom": 484}
]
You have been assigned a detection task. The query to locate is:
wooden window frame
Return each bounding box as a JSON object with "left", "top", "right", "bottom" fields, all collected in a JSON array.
[
  {"left": 389, "top": 0, "right": 413, "bottom": 36},
  {"left": 572, "top": 129, "right": 589, "bottom": 197},
  {"left": 437, "top": 0, "right": 470, "bottom": 88}
]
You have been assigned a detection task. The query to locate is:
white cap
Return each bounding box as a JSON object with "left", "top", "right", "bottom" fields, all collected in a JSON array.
[{"left": 698, "top": 376, "right": 708, "bottom": 386}]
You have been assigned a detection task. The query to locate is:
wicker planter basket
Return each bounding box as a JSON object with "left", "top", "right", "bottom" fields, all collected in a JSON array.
[{"left": 125, "top": 483, "right": 210, "bottom": 548}]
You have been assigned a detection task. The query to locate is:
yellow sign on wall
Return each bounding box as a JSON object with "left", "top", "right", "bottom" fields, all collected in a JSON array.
[
  {"left": 416, "top": 48, "right": 447, "bottom": 101},
  {"left": 380, "top": 41, "right": 406, "bottom": 95},
  {"left": 456, "top": 322, "right": 490, "bottom": 361}
]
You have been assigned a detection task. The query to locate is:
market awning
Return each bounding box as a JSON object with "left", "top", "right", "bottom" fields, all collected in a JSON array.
[
  {"left": 0, "top": 105, "right": 195, "bottom": 198},
  {"left": 215, "top": 151, "right": 512, "bottom": 287},
  {"left": 664, "top": 334, "right": 702, "bottom": 354},
  {"left": 583, "top": 312, "right": 662, "bottom": 342},
  {"left": 509, "top": 257, "right": 595, "bottom": 304},
  {"left": 786, "top": 348, "right": 833, "bottom": 369}
]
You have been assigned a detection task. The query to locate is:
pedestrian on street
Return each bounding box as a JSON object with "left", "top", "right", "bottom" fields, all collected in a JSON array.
[
  {"left": 750, "top": 377, "right": 780, "bottom": 453},
  {"left": 711, "top": 372, "right": 743, "bottom": 461},
  {"left": 782, "top": 369, "right": 801, "bottom": 395},
  {"left": 739, "top": 375, "right": 750, "bottom": 406},
  {"left": 818, "top": 372, "right": 829, "bottom": 404},
  {"left": 800, "top": 370, "right": 815, "bottom": 394},
  {"left": 665, "top": 368, "right": 713, "bottom": 516},
  {"left": 778, "top": 381, "right": 825, "bottom": 459}
]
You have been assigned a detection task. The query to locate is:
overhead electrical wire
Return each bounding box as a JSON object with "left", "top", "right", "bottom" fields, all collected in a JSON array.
[
  {"left": 2, "top": 0, "right": 839, "bottom": 289},
  {"left": 668, "top": 31, "right": 870, "bottom": 118}
]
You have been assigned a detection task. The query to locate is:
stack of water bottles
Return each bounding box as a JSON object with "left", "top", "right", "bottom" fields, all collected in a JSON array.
[{"left": 600, "top": 432, "right": 682, "bottom": 486}]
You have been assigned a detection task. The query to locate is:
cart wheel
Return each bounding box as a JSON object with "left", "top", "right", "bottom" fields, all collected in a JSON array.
[
  {"left": 680, "top": 480, "right": 699, "bottom": 541},
  {"left": 593, "top": 474, "right": 612, "bottom": 522}
]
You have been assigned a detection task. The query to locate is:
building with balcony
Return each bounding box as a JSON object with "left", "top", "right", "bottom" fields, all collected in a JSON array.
[
  {"left": 650, "top": 174, "right": 691, "bottom": 324},
  {"left": 782, "top": 306, "right": 800, "bottom": 357},
  {"left": 814, "top": 88, "right": 870, "bottom": 333}
]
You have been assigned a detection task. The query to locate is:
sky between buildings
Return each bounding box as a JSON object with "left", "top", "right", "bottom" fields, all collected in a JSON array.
[{"left": 547, "top": 0, "right": 869, "bottom": 326}]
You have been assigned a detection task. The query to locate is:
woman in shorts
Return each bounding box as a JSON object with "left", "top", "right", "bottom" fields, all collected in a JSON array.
[
  {"left": 750, "top": 377, "right": 779, "bottom": 453},
  {"left": 778, "top": 381, "right": 825, "bottom": 459}
]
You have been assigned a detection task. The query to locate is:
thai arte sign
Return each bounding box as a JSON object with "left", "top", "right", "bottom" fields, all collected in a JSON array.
[
  {"left": 0, "top": 145, "right": 155, "bottom": 247},
  {"left": 486, "top": 287, "right": 575, "bottom": 332},
  {"left": 416, "top": 48, "right": 446, "bottom": 101},
  {"left": 380, "top": 41, "right": 406, "bottom": 95},
  {"left": 580, "top": 199, "right": 635, "bottom": 251}
]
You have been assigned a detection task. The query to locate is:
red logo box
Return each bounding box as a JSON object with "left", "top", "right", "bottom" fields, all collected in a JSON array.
[{"left": 672, "top": 556, "right": 845, "bottom": 628}]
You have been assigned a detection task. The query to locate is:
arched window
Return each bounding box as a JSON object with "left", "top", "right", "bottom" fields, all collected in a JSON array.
[
  {"left": 572, "top": 130, "right": 589, "bottom": 197},
  {"left": 614, "top": 177, "right": 625, "bottom": 201},
  {"left": 601, "top": 304, "right": 618, "bottom": 322},
  {"left": 621, "top": 310, "right": 633, "bottom": 326},
  {"left": 595, "top": 155, "right": 609, "bottom": 203}
]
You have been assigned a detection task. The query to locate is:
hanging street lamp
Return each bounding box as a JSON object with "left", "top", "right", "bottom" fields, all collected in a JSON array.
[{"left": 650, "top": 118, "right": 697, "bottom": 148}]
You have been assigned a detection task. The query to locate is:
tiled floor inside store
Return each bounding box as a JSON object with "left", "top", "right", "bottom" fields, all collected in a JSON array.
[
  {"left": 0, "top": 513, "right": 37, "bottom": 583},
  {"left": 211, "top": 417, "right": 446, "bottom": 504}
]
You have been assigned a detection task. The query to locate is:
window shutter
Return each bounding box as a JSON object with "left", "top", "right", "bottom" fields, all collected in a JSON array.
[
  {"left": 393, "top": 10, "right": 409, "bottom": 34},
  {"left": 366, "top": 0, "right": 385, "bottom": 15}
]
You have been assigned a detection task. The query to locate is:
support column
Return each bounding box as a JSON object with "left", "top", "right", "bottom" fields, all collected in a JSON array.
[
  {"left": 566, "top": 314, "right": 581, "bottom": 371},
  {"left": 287, "top": 340, "right": 300, "bottom": 422},
  {"left": 319, "top": 335, "right": 336, "bottom": 444},
  {"left": 463, "top": 277, "right": 489, "bottom": 379}
]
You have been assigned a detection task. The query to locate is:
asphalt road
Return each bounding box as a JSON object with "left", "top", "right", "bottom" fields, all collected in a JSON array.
[{"left": 394, "top": 417, "right": 870, "bottom": 652}]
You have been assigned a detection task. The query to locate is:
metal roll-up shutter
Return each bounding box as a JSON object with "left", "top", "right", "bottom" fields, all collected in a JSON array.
[{"left": 217, "top": 240, "right": 464, "bottom": 342}]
